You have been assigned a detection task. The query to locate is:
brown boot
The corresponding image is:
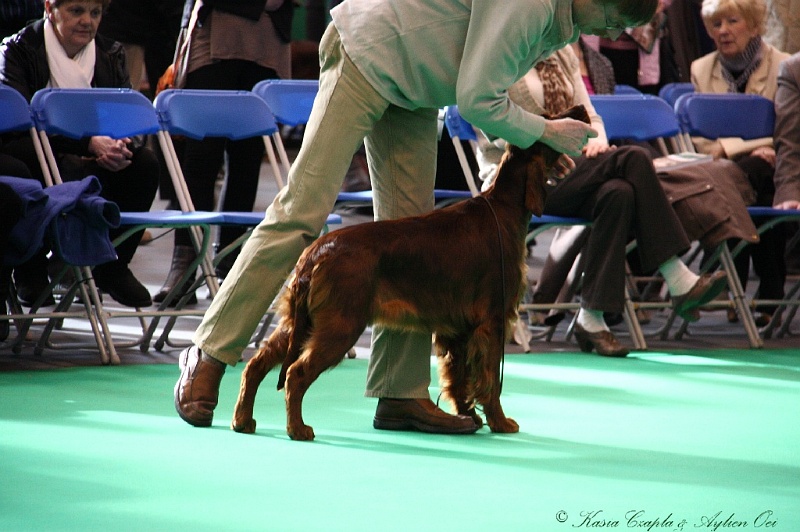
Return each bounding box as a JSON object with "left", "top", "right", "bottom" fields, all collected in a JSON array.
[
  {"left": 174, "top": 345, "right": 226, "bottom": 427},
  {"left": 373, "top": 398, "right": 479, "bottom": 434},
  {"left": 671, "top": 271, "right": 728, "bottom": 322}
]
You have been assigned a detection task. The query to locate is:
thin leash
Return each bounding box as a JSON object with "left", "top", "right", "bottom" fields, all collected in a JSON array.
[
  {"left": 435, "top": 194, "right": 508, "bottom": 411},
  {"left": 481, "top": 195, "right": 507, "bottom": 395}
]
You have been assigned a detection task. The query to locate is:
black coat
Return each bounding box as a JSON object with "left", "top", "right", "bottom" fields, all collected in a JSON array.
[{"left": 0, "top": 19, "right": 130, "bottom": 155}]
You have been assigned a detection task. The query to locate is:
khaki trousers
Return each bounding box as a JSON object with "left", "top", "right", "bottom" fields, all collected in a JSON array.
[{"left": 194, "top": 25, "right": 439, "bottom": 398}]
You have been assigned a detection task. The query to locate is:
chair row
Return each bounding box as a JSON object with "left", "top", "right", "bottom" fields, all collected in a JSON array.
[
  {"left": 444, "top": 95, "right": 800, "bottom": 350},
  {"left": 0, "top": 83, "right": 341, "bottom": 363}
]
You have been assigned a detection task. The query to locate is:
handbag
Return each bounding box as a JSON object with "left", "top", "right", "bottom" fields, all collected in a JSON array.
[{"left": 157, "top": 0, "right": 200, "bottom": 94}]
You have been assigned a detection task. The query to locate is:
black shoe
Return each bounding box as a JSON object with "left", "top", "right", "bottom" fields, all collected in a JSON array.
[
  {"left": 14, "top": 280, "right": 55, "bottom": 307},
  {"left": 93, "top": 267, "right": 152, "bottom": 307},
  {"left": 373, "top": 398, "right": 479, "bottom": 434},
  {"left": 13, "top": 253, "right": 55, "bottom": 307}
]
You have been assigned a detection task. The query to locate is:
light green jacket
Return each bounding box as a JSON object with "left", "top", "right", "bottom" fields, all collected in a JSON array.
[{"left": 331, "top": 0, "right": 579, "bottom": 148}]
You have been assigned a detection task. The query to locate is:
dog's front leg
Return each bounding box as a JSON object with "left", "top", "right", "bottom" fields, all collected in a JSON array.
[
  {"left": 436, "top": 337, "right": 484, "bottom": 428},
  {"left": 482, "top": 394, "right": 519, "bottom": 433},
  {"left": 469, "top": 325, "right": 519, "bottom": 433}
]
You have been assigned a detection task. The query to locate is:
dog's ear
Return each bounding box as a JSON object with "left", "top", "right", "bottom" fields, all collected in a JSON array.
[
  {"left": 523, "top": 157, "right": 547, "bottom": 216},
  {"left": 556, "top": 104, "right": 591, "bottom": 124},
  {"left": 506, "top": 144, "right": 548, "bottom": 216}
]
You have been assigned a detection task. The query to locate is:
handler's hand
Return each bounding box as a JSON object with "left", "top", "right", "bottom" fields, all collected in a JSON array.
[{"left": 539, "top": 118, "right": 598, "bottom": 157}]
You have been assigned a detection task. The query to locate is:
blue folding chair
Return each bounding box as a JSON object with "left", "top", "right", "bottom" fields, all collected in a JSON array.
[
  {"left": 152, "top": 88, "right": 289, "bottom": 347},
  {"left": 614, "top": 84, "right": 642, "bottom": 95},
  {"left": 657, "top": 82, "right": 694, "bottom": 108},
  {"left": 0, "top": 85, "right": 113, "bottom": 359},
  {"left": 675, "top": 93, "right": 775, "bottom": 140},
  {"left": 442, "top": 105, "right": 482, "bottom": 197},
  {"left": 590, "top": 94, "right": 685, "bottom": 153},
  {"left": 251, "top": 79, "right": 318, "bottom": 188},
  {"left": 30, "top": 88, "right": 229, "bottom": 360},
  {"left": 673, "top": 92, "right": 784, "bottom": 346},
  {"left": 253, "top": 80, "right": 473, "bottom": 210}
]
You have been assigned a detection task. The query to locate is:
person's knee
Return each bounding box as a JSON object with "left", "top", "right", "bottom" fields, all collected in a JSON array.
[{"left": 596, "top": 179, "right": 634, "bottom": 210}]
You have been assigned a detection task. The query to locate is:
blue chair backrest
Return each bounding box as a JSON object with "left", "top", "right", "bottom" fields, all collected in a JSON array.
[
  {"left": 252, "top": 79, "right": 319, "bottom": 126},
  {"left": 658, "top": 82, "right": 694, "bottom": 107},
  {"left": 590, "top": 94, "right": 681, "bottom": 141},
  {"left": 673, "top": 93, "right": 775, "bottom": 140},
  {"left": 154, "top": 89, "right": 278, "bottom": 140},
  {"left": 0, "top": 84, "right": 33, "bottom": 133},
  {"left": 614, "top": 84, "right": 642, "bottom": 95},
  {"left": 30, "top": 88, "right": 160, "bottom": 138},
  {"left": 443, "top": 105, "right": 478, "bottom": 141}
]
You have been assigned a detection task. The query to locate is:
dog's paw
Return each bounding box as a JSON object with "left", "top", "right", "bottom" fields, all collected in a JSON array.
[
  {"left": 488, "top": 416, "right": 519, "bottom": 434},
  {"left": 465, "top": 408, "right": 484, "bottom": 429},
  {"left": 288, "top": 423, "right": 315, "bottom": 441},
  {"left": 231, "top": 417, "right": 257, "bottom": 434}
]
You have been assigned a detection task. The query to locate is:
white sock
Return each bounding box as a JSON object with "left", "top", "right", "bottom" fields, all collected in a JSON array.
[
  {"left": 658, "top": 256, "right": 699, "bottom": 296},
  {"left": 577, "top": 307, "right": 608, "bottom": 333}
]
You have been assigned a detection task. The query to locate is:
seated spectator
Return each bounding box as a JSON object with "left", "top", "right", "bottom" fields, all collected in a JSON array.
[
  {"left": 476, "top": 44, "right": 728, "bottom": 357},
  {"left": 0, "top": 0, "right": 159, "bottom": 308},
  {"left": 526, "top": 38, "right": 614, "bottom": 328},
  {"left": 690, "top": 0, "right": 790, "bottom": 326},
  {"left": 773, "top": 51, "right": 800, "bottom": 211},
  {"left": 773, "top": 51, "right": 800, "bottom": 276}
]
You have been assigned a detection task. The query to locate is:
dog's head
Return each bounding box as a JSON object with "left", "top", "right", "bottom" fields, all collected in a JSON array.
[{"left": 500, "top": 104, "right": 591, "bottom": 216}]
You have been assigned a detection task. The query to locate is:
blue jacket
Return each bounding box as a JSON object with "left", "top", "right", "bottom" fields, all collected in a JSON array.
[{"left": 0, "top": 175, "right": 120, "bottom": 266}]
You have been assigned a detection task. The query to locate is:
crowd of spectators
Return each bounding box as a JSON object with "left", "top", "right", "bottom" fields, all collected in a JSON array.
[{"left": 1, "top": 0, "right": 799, "bottom": 358}]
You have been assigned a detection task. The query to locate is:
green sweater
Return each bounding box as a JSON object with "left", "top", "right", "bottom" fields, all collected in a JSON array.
[{"left": 331, "top": 0, "right": 579, "bottom": 148}]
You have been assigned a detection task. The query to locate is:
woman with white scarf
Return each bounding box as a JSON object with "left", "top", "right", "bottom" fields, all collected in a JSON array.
[{"left": 0, "top": 0, "right": 159, "bottom": 308}]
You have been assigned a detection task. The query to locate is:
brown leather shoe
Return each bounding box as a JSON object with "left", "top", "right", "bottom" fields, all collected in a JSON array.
[
  {"left": 573, "top": 323, "right": 629, "bottom": 357},
  {"left": 373, "top": 398, "right": 479, "bottom": 434},
  {"left": 174, "top": 345, "right": 226, "bottom": 427},
  {"left": 671, "top": 271, "right": 728, "bottom": 322}
]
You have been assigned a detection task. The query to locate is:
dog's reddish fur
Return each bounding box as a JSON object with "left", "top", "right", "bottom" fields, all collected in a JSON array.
[{"left": 232, "top": 105, "right": 590, "bottom": 440}]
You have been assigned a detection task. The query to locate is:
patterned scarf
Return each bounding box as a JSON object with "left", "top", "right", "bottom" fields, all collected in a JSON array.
[
  {"left": 535, "top": 57, "right": 571, "bottom": 115},
  {"left": 719, "top": 35, "right": 763, "bottom": 93}
]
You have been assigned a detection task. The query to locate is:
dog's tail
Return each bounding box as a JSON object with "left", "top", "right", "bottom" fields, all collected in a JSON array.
[{"left": 276, "top": 271, "right": 313, "bottom": 390}]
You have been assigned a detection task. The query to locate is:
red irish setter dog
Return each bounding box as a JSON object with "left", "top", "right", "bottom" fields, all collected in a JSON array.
[{"left": 232, "top": 105, "right": 590, "bottom": 441}]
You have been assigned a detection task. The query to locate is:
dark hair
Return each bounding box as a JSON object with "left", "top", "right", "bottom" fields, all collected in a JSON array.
[{"left": 604, "top": 0, "right": 659, "bottom": 28}]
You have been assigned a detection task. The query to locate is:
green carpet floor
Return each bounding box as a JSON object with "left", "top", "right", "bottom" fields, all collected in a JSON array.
[{"left": 2, "top": 349, "right": 799, "bottom": 531}]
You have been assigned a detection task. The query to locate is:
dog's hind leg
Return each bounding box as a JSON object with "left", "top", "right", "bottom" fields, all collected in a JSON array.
[
  {"left": 231, "top": 326, "right": 290, "bottom": 434},
  {"left": 436, "top": 335, "right": 484, "bottom": 428},
  {"left": 284, "top": 319, "right": 365, "bottom": 441}
]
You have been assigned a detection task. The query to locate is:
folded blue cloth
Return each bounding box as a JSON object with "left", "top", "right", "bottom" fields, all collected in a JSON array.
[{"left": 0, "top": 175, "right": 120, "bottom": 266}]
